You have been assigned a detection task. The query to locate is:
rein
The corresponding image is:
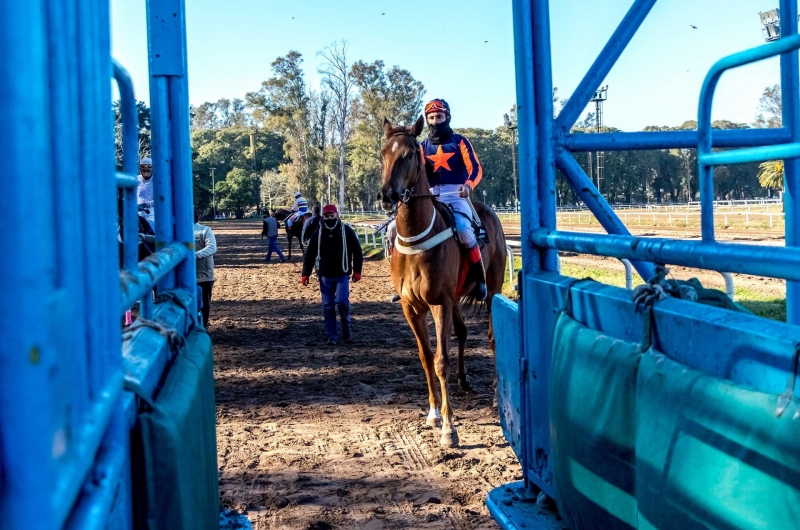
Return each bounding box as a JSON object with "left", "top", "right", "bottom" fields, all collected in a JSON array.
[{"left": 386, "top": 131, "right": 455, "bottom": 255}]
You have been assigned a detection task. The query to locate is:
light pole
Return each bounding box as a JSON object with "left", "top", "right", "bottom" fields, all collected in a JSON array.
[
  {"left": 503, "top": 113, "right": 519, "bottom": 209},
  {"left": 590, "top": 86, "right": 608, "bottom": 193},
  {"left": 210, "top": 167, "right": 216, "bottom": 218}
]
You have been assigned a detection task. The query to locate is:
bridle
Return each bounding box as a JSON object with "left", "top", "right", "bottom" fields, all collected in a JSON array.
[{"left": 385, "top": 130, "right": 436, "bottom": 212}]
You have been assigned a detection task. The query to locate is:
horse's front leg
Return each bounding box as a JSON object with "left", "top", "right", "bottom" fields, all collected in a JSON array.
[
  {"left": 401, "top": 302, "right": 441, "bottom": 428},
  {"left": 431, "top": 303, "right": 458, "bottom": 447},
  {"left": 286, "top": 231, "right": 293, "bottom": 259}
]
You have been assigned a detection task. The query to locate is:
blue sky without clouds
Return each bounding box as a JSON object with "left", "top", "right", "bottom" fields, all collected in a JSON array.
[{"left": 111, "top": 0, "right": 786, "bottom": 132}]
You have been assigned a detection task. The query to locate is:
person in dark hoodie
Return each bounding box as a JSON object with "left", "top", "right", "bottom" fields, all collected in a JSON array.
[{"left": 301, "top": 204, "right": 363, "bottom": 345}]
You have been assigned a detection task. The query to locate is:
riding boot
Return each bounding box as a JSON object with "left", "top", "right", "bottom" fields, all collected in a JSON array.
[{"left": 467, "top": 245, "right": 488, "bottom": 301}]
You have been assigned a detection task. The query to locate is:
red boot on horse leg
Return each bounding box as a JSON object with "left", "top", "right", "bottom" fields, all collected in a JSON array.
[{"left": 378, "top": 102, "right": 506, "bottom": 447}]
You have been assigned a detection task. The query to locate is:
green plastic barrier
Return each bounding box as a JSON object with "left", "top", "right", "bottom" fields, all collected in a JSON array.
[
  {"left": 636, "top": 351, "right": 800, "bottom": 530},
  {"left": 135, "top": 330, "right": 219, "bottom": 530},
  {"left": 550, "top": 309, "right": 643, "bottom": 530}
]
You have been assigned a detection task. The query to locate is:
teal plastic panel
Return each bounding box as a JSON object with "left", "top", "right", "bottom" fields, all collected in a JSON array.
[{"left": 492, "top": 294, "right": 524, "bottom": 462}]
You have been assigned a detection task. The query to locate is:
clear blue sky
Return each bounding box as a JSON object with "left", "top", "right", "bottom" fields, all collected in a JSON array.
[{"left": 111, "top": 0, "right": 785, "bottom": 132}]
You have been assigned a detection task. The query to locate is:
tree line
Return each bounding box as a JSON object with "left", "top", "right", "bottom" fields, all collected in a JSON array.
[{"left": 114, "top": 49, "right": 784, "bottom": 217}]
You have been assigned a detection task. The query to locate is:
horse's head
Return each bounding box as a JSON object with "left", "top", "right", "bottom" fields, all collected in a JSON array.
[{"left": 377, "top": 115, "right": 425, "bottom": 212}]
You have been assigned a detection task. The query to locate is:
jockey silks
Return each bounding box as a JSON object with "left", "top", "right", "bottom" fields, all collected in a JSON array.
[{"left": 421, "top": 133, "right": 483, "bottom": 189}]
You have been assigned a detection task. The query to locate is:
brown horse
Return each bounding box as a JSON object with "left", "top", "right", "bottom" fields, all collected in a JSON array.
[
  {"left": 274, "top": 208, "right": 312, "bottom": 259},
  {"left": 378, "top": 116, "right": 507, "bottom": 447}
]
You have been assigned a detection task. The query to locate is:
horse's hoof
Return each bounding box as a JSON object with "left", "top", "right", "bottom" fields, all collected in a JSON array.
[
  {"left": 458, "top": 378, "right": 472, "bottom": 393},
  {"left": 440, "top": 430, "right": 459, "bottom": 448},
  {"left": 426, "top": 417, "right": 441, "bottom": 429},
  {"left": 536, "top": 491, "right": 557, "bottom": 511}
]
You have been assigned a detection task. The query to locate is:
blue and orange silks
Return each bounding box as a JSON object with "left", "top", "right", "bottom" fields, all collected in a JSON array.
[{"left": 421, "top": 134, "right": 483, "bottom": 190}]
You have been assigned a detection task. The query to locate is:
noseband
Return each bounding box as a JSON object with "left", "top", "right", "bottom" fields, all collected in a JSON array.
[{"left": 385, "top": 131, "right": 432, "bottom": 210}]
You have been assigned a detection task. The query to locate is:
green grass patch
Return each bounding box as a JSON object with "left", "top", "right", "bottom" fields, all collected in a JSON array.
[{"left": 503, "top": 256, "right": 786, "bottom": 321}]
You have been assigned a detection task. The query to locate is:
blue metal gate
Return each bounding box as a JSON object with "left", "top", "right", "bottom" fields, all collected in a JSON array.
[
  {"left": 0, "top": 1, "right": 208, "bottom": 528},
  {"left": 489, "top": 0, "right": 800, "bottom": 528}
]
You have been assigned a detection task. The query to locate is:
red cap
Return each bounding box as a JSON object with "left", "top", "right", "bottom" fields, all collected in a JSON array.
[{"left": 322, "top": 204, "right": 338, "bottom": 214}]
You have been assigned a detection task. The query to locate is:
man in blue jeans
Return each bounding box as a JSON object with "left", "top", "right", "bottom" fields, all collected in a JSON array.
[
  {"left": 301, "top": 204, "right": 363, "bottom": 345},
  {"left": 264, "top": 210, "right": 287, "bottom": 262}
]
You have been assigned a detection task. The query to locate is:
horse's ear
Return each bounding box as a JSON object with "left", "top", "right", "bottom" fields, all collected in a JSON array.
[
  {"left": 383, "top": 118, "right": 393, "bottom": 138},
  {"left": 410, "top": 115, "right": 424, "bottom": 137}
]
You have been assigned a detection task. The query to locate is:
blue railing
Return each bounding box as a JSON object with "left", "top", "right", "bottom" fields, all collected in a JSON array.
[
  {"left": 490, "top": 0, "right": 800, "bottom": 527},
  {"left": 1, "top": 0, "right": 200, "bottom": 528}
]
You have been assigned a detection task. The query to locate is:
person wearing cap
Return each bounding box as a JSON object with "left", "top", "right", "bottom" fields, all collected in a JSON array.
[
  {"left": 286, "top": 191, "right": 309, "bottom": 228},
  {"left": 301, "top": 205, "right": 363, "bottom": 345},
  {"left": 421, "top": 98, "right": 487, "bottom": 300},
  {"left": 137, "top": 156, "right": 155, "bottom": 231}
]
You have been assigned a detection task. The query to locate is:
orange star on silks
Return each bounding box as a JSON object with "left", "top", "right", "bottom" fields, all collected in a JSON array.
[{"left": 426, "top": 145, "right": 455, "bottom": 171}]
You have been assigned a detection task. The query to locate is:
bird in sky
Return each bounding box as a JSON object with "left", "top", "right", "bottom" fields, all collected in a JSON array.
[
  {"left": 484, "top": 40, "right": 488, "bottom": 43},
  {"left": 690, "top": 25, "right": 698, "bottom": 29},
  {"left": 382, "top": 12, "right": 385, "bottom": 15}
]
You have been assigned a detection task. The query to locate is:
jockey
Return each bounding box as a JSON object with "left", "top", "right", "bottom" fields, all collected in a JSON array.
[
  {"left": 421, "top": 98, "right": 487, "bottom": 300},
  {"left": 286, "top": 191, "right": 308, "bottom": 227},
  {"left": 137, "top": 156, "right": 155, "bottom": 233}
]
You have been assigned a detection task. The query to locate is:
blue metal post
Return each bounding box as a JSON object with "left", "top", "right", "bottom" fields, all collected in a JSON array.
[
  {"left": 170, "top": 75, "right": 199, "bottom": 319},
  {"left": 114, "top": 61, "right": 140, "bottom": 272},
  {"left": 512, "top": 0, "right": 537, "bottom": 490},
  {"left": 532, "top": 0, "right": 558, "bottom": 271},
  {"left": 0, "top": 0, "right": 59, "bottom": 526},
  {"left": 781, "top": 0, "right": 800, "bottom": 325},
  {"left": 148, "top": 77, "right": 176, "bottom": 289}
]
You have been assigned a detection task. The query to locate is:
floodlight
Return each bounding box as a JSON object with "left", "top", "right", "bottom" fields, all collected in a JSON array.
[{"left": 759, "top": 9, "right": 781, "bottom": 42}]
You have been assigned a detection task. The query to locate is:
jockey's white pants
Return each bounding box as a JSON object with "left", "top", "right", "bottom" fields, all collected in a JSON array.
[
  {"left": 387, "top": 184, "right": 477, "bottom": 250},
  {"left": 432, "top": 184, "right": 477, "bottom": 248}
]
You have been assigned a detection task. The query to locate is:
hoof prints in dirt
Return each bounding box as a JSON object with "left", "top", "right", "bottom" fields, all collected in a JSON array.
[{"left": 212, "top": 221, "right": 520, "bottom": 529}]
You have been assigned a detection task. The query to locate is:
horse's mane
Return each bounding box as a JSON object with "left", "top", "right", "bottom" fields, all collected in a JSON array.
[{"left": 386, "top": 125, "right": 415, "bottom": 139}]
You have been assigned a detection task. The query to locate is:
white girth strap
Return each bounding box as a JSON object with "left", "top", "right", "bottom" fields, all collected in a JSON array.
[
  {"left": 397, "top": 208, "right": 437, "bottom": 243},
  {"left": 394, "top": 228, "right": 454, "bottom": 255}
]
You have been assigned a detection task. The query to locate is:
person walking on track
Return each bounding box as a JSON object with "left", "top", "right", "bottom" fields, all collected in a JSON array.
[
  {"left": 194, "top": 209, "right": 217, "bottom": 327},
  {"left": 301, "top": 204, "right": 363, "bottom": 345},
  {"left": 264, "top": 209, "right": 287, "bottom": 262}
]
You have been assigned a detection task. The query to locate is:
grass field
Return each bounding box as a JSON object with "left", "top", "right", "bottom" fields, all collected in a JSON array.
[{"left": 502, "top": 256, "right": 787, "bottom": 322}]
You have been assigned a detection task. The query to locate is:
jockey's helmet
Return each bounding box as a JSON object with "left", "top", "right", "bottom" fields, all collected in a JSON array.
[
  {"left": 424, "top": 99, "right": 450, "bottom": 117},
  {"left": 294, "top": 191, "right": 302, "bottom": 198},
  {"left": 139, "top": 157, "right": 152, "bottom": 166}
]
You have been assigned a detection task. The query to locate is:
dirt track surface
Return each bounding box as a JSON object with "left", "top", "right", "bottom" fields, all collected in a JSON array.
[{"left": 209, "top": 220, "right": 520, "bottom": 530}]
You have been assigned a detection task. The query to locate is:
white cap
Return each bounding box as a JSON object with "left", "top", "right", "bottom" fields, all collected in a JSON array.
[
  {"left": 294, "top": 191, "right": 302, "bottom": 198},
  {"left": 139, "top": 157, "right": 152, "bottom": 165}
]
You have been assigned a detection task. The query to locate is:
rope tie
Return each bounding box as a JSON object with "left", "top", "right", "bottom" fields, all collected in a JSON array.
[
  {"left": 123, "top": 317, "right": 186, "bottom": 355},
  {"left": 631, "top": 264, "right": 698, "bottom": 313}
]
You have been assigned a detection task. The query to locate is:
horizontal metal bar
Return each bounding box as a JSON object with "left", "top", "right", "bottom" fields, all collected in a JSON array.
[
  {"left": 531, "top": 229, "right": 800, "bottom": 281},
  {"left": 115, "top": 173, "right": 137, "bottom": 189},
  {"left": 700, "top": 142, "right": 800, "bottom": 166},
  {"left": 52, "top": 376, "right": 122, "bottom": 527},
  {"left": 64, "top": 415, "right": 127, "bottom": 530},
  {"left": 564, "top": 128, "right": 793, "bottom": 152},
  {"left": 119, "top": 242, "right": 190, "bottom": 314}
]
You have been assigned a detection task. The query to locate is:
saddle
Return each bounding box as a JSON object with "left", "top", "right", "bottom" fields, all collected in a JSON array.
[{"left": 436, "top": 200, "right": 490, "bottom": 247}]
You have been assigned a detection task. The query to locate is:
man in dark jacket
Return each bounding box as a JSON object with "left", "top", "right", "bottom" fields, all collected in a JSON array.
[{"left": 301, "top": 204, "right": 363, "bottom": 345}]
